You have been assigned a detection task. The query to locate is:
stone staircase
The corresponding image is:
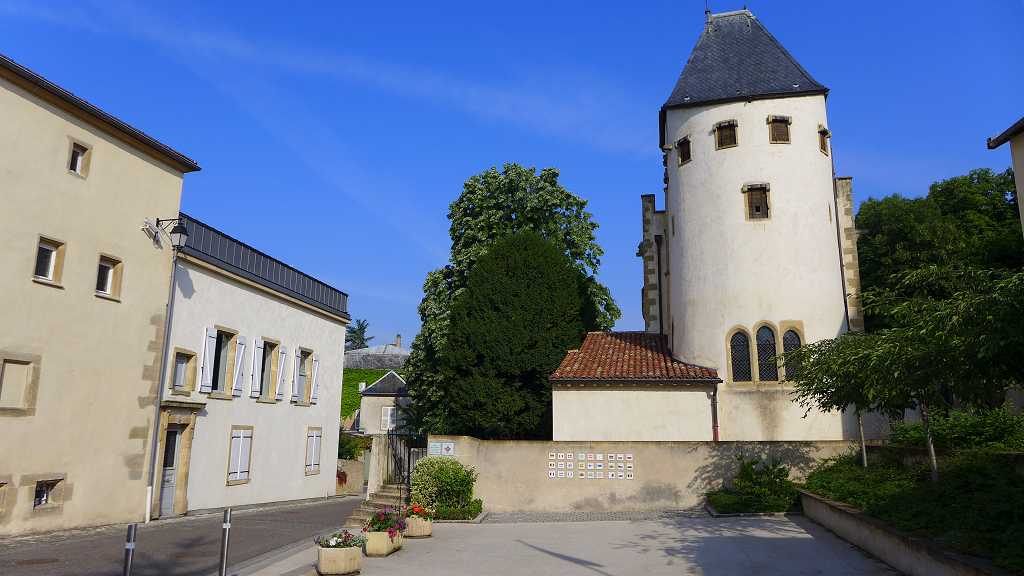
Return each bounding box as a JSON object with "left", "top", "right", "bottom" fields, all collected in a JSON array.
[{"left": 343, "top": 484, "right": 407, "bottom": 529}]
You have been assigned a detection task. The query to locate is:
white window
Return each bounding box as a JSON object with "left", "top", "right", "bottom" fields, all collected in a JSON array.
[
  {"left": 305, "top": 428, "right": 322, "bottom": 474},
  {"left": 68, "top": 143, "right": 89, "bottom": 175},
  {"left": 95, "top": 256, "right": 121, "bottom": 296},
  {"left": 34, "top": 240, "right": 59, "bottom": 280},
  {"left": 227, "top": 427, "right": 253, "bottom": 484},
  {"left": 381, "top": 406, "right": 397, "bottom": 431},
  {"left": 173, "top": 353, "right": 188, "bottom": 390}
]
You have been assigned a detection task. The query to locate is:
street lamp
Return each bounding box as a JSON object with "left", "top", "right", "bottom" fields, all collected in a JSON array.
[{"left": 157, "top": 216, "right": 189, "bottom": 249}]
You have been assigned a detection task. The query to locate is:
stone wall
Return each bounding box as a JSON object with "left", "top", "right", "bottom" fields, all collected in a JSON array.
[
  {"left": 336, "top": 459, "right": 364, "bottom": 496},
  {"left": 429, "top": 435, "right": 854, "bottom": 512}
]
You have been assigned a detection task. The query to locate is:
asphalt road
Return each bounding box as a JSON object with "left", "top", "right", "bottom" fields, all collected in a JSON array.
[{"left": 0, "top": 497, "right": 359, "bottom": 576}]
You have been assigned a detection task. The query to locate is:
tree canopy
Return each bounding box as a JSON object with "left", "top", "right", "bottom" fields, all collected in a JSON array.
[
  {"left": 405, "top": 164, "right": 615, "bottom": 437},
  {"left": 345, "top": 318, "right": 373, "bottom": 351}
]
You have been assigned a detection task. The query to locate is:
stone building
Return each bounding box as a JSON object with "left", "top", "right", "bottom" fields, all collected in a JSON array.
[
  {"left": 345, "top": 335, "right": 409, "bottom": 370},
  {"left": 0, "top": 53, "right": 199, "bottom": 535},
  {"left": 554, "top": 9, "right": 866, "bottom": 442}
]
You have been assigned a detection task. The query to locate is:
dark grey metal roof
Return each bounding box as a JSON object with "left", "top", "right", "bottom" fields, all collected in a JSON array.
[
  {"left": 0, "top": 52, "right": 200, "bottom": 173},
  {"left": 361, "top": 371, "right": 407, "bottom": 397},
  {"left": 663, "top": 10, "right": 827, "bottom": 110},
  {"left": 179, "top": 213, "right": 349, "bottom": 320},
  {"left": 987, "top": 115, "right": 1024, "bottom": 149}
]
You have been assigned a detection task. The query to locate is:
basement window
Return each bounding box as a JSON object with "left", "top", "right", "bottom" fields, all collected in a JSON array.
[
  {"left": 33, "top": 479, "right": 61, "bottom": 508},
  {"left": 768, "top": 115, "right": 791, "bottom": 144},
  {"left": 715, "top": 120, "right": 738, "bottom": 149}
]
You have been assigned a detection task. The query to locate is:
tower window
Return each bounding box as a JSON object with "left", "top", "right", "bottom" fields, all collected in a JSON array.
[
  {"left": 756, "top": 326, "right": 779, "bottom": 381},
  {"left": 743, "top": 183, "right": 770, "bottom": 220},
  {"left": 676, "top": 137, "right": 691, "bottom": 165},
  {"left": 768, "top": 115, "right": 791, "bottom": 143},
  {"left": 729, "top": 331, "right": 752, "bottom": 382},
  {"left": 715, "top": 120, "right": 738, "bottom": 149},
  {"left": 818, "top": 126, "right": 831, "bottom": 155},
  {"left": 782, "top": 329, "right": 802, "bottom": 379}
]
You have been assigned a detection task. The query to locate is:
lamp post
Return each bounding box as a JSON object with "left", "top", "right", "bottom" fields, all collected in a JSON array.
[{"left": 145, "top": 216, "right": 188, "bottom": 523}]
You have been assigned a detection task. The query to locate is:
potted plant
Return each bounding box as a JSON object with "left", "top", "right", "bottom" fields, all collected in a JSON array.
[
  {"left": 313, "top": 530, "right": 365, "bottom": 575},
  {"left": 362, "top": 507, "right": 406, "bottom": 557},
  {"left": 403, "top": 503, "right": 434, "bottom": 538}
]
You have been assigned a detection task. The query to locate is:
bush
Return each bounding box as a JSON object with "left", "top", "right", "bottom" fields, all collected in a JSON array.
[
  {"left": 804, "top": 451, "right": 1024, "bottom": 573},
  {"left": 705, "top": 457, "right": 797, "bottom": 513},
  {"left": 410, "top": 456, "right": 478, "bottom": 509},
  {"left": 434, "top": 499, "right": 483, "bottom": 520},
  {"left": 889, "top": 406, "right": 1024, "bottom": 451},
  {"left": 337, "top": 434, "right": 372, "bottom": 460}
]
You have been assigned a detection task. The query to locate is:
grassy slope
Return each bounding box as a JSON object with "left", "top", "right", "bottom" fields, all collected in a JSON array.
[{"left": 340, "top": 368, "right": 390, "bottom": 418}]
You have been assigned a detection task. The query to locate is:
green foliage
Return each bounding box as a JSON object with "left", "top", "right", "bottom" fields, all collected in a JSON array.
[
  {"left": 889, "top": 407, "right": 1024, "bottom": 451},
  {"left": 341, "top": 368, "right": 390, "bottom": 418},
  {"left": 337, "top": 433, "right": 371, "bottom": 460},
  {"left": 805, "top": 452, "right": 1024, "bottom": 573},
  {"left": 434, "top": 498, "right": 483, "bottom": 521},
  {"left": 345, "top": 318, "right": 373, "bottom": 351},
  {"left": 406, "top": 163, "right": 619, "bottom": 436},
  {"left": 706, "top": 457, "right": 797, "bottom": 513},
  {"left": 856, "top": 168, "right": 1022, "bottom": 329},
  {"left": 410, "top": 456, "right": 478, "bottom": 510}
]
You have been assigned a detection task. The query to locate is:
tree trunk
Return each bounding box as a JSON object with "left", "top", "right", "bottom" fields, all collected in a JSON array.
[
  {"left": 919, "top": 402, "right": 939, "bottom": 482},
  {"left": 858, "top": 411, "right": 868, "bottom": 468}
]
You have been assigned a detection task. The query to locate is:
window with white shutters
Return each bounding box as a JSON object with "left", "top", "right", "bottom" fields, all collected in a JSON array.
[
  {"left": 227, "top": 427, "right": 253, "bottom": 484},
  {"left": 305, "top": 428, "right": 322, "bottom": 475}
]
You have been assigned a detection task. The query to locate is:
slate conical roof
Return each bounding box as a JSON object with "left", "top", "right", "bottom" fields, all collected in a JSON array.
[{"left": 663, "top": 10, "right": 827, "bottom": 110}]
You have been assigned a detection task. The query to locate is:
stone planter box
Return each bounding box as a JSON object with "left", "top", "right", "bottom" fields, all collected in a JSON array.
[
  {"left": 316, "top": 546, "right": 361, "bottom": 575},
  {"left": 364, "top": 531, "right": 403, "bottom": 557},
  {"left": 799, "top": 490, "right": 1011, "bottom": 576},
  {"left": 404, "top": 516, "right": 432, "bottom": 538}
]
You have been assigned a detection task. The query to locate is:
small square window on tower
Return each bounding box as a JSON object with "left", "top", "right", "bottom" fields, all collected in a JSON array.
[
  {"left": 743, "top": 183, "right": 770, "bottom": 220},
  {"left": 676, "top": 137, "right": 691, "bottom": 165},
  {"left": 818, "top": 126, "right": 831, "bottom": 155},
  {"left": 767, "top": 115, "right": 791, "bottom": 144},
  {"left": 715, "top": 120, "right": 738, "bottom": 149}
]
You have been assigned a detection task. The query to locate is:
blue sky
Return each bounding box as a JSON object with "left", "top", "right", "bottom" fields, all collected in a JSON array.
[{"left": 3, "top": 1, "right": 1020, "bottom": 342}]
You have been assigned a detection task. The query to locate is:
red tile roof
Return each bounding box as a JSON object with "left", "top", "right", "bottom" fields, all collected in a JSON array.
[{"left": 550, "top": 332, "right": 719, "bottom": 383}]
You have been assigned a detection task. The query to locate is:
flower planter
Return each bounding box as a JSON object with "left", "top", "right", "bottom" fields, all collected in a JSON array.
[
  {"left": 316, "top": 546, "right": 361, "bottom": 575},
  {"left": 404, "top": 516, "right": 432, "bottom": 538},
  {"left": 364, "top": 531, "right": 403, "bottom": 557}
]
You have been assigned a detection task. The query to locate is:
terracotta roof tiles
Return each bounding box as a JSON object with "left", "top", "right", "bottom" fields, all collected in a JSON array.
[{"left": 550, "top": 332, "right": 719, "bottom": 383}]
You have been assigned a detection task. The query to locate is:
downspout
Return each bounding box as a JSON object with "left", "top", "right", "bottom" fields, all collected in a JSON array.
[
  {"left": 710, "top": 381, "right": 720, "bottom": 442},
  {"left": 146, "top": 247, "right": 179, "bottom": 523}
]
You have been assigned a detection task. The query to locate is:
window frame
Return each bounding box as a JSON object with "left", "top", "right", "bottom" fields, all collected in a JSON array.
[
  {"left": 67, "top": 139, "right": 91, "bottom": 177},
  {"left": 727, "top": 328, "right": 754, "bottom": 384},
  {"left": 818, "top": 126, "right": 831, "bottom": 156},
  {"left": 33, "top": 479, "right": 63, "bottom": 509},
  {"left": 33, "top": 236, "right": 66, "bottom": 286},
  {"left": 754, "top": 323, "right": 781, "bottom": 382},
  {"left": 293, "top": 347, "right": 314, "bottom": 404},
  {"left": 714, "top": 120, "right": 738, "bottom": 150},
  {"left": 742, "top": 183, "right": 771, "bottom": 221},
  {"left": 305, "top": 426, "right": 322, "bottom": 476},
  {"left": 95, "top": 254, "right": 123, "bottom": 300},
  {"left": 0, "top": 353, "right": 40, "bottom": 416},
  {"left": 210, "top": 327, "right": 239, "bottom": 397},
  {"left": 226, "top": 425, "right": 254, "bottom": 486},
  {"left": 169, "top": 347, "right": 198, "bottom": 395},
  {"left": 676, "top": 136, "right": 692, "bottom": 166},
  {"left": 767, "top": 115, "right": 792, "bottom": 144},
  {"left": 257, "top": 338, "right": 280, "bottom": 402},
  {"left": 381, "top": 405, "right": 397, "bottom": 432}
]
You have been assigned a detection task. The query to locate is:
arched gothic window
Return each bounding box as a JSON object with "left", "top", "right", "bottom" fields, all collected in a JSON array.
[
  {"left": 782, "top": 329, "right": 802, "bottom": 379},
  {"left": 756, "top": 326, "right": 779, "bottom": 381},
  {"left": 729, "top": 331, "right": 752, "bottom": 382}
]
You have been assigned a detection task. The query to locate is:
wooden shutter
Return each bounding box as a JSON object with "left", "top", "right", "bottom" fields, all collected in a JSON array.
[
  {"left": 250, "top": 338, "right": 264, "bottom": 398},
  {"left": 228, "top": 431, "right": 241, "bottom": 480},
  {"left": 309, "top": 354, "right": 320, "bottom": 403},
  {"left": 275, "top": 346, "right": 288, "bottom": 401},
  {"left": 312, "top": 430, "right": 321, "bottom": 467},
  {"left": 292, "top": 349, "right": 301, "bottom": 402},
  {"left": 239, "top": 429, "right": 252, "bottom": 480},
  {"left": 231, "top": 336, "right": 246, "bottom": 397},
  {"left": 200, "top": 327, "right": 217, "bottom": 393}
]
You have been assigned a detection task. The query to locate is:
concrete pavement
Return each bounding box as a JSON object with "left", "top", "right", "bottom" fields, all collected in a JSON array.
[
  {"left": 0, "top": 497, "right": 359, "bottom": 576},
  {"left": 243, "top": 514, "right": 897, "bottom": 576}
]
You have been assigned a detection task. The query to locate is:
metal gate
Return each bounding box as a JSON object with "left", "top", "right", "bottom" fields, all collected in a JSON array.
[{"left": 385, "top": 430, "right": 426, "bottom": 501}]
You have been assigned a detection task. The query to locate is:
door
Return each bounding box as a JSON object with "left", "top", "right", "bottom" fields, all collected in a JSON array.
[{"left": 160, "top": 428, "right": 181, "bottom": 516}]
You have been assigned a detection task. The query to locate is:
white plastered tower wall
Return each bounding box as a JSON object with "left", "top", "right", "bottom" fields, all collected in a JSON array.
[{"left": 663, "top": 94, "right": 852, "bottom": 440}]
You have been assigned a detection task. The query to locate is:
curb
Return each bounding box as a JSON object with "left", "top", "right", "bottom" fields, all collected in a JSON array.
[{"left": 434, "top": 511, "right": 488, "bottom": 524}]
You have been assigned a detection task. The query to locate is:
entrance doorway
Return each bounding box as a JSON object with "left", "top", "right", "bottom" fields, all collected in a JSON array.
[{"left": 160, "top": 426, "right": 183, "bottom": 517}]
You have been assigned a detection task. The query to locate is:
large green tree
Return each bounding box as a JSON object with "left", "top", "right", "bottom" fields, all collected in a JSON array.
[
  {"left": 345, "top": 318, "right": 373, "bottom": 351},
  {"left": 405, "top": 164, "right": 617, "bottom": 436}
]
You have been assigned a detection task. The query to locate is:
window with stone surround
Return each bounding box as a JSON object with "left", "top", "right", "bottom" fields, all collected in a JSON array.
[{"left": 715, "top": 120, "right": 738, "bottom": 149}]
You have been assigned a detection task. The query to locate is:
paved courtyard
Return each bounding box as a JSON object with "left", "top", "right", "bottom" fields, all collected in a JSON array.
[{"left": 249, "top": 514, "right": 897, "bottom": 576}]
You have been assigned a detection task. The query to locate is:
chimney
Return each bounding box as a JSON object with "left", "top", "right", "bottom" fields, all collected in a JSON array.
[
  {"left": 393, "top": 334, "right": 402, "bottom": 349},
  {"left": 358, "top": 382, "right": 366, "bottom": 393}
]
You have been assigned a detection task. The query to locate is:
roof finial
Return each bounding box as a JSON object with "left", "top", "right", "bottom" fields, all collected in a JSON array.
[{"left": 705, "top": 0, "right": 712, "bottom": 26}]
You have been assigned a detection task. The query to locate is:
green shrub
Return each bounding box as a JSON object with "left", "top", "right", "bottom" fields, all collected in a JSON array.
[
  {"left": 434, "top": 498, "right": 483, "bottom": 520},
  {"left": 337, "top": 434, "right": 371, "bottom": 461},
  {"left": 705, "top": 457, "right": 797, "bottom": 513},
  {"left": 889, "top": 406, "right": 1024, "bottom": 451},
  {"left": 804, "top": 451, "right": 1024, "bottom": 573},
  {"left": 410, "top": 456, "right": 478, "bottom": 509}
]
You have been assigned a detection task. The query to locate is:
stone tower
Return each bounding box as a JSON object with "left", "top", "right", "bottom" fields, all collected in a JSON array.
[{"left": 639, "top": 9, "right": 863, "bottom": 440}]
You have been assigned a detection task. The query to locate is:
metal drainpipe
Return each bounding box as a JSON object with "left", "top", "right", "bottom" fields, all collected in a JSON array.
[
  {"left": 145, "top": 247, "right": 179, "bottom": 523},
  {"left": 710, "top": 382, "right": 720, "bottom": 442}
]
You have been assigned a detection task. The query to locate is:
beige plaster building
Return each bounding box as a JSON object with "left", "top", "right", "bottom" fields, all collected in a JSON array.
[
  {"left": 0, "top": 53, "right": 199, "bottom": 535},
  {"left": 987, "top": 115, "right": 1024, "bottom": 239},
  {"left": 356, "top": 371, "right": 409, "bottom": 435}
]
